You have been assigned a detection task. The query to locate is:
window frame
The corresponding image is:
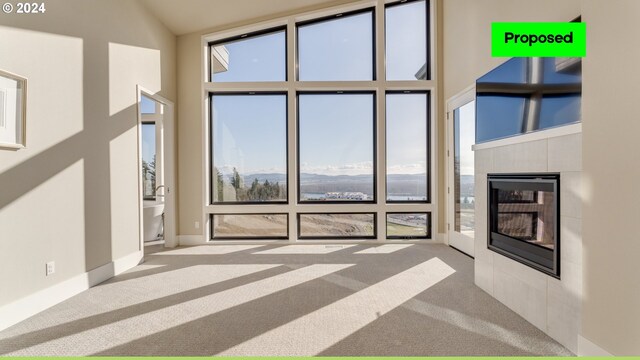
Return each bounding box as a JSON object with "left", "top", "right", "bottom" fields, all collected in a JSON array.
[
  {"left": 385, "top": 90, "right": 431, "bottom": 204},
  {"left": 384, "top": 0, "right": 431, "bottom": 81},
  {"left": 209, "top": 91, "right": 290, "bottom": 205},
  {"left": 202, "top": 0, "right": 438, "bottom": 243},
  {"left": 296, "top": 90, "right": 377, "bottom": 205}
]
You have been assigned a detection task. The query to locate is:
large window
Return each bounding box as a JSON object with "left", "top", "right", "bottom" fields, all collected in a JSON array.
[
  {"left": 298, "top": 93, "right": 375, "bottom": 202},
  {"left": 205, "top": 2, "right": 434, "bottom": 241},
  {"left": 211, "top": 93, "right": 287, "bottom": 203}
]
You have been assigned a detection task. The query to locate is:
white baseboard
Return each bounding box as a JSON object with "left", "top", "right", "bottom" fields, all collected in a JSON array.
[
  {"left": 0, "top": 250, "right": 143, "bottom": 332},
  {"left": 578, "top": 335, "right": 614, "bottom": 356},
  {"left": 178, "top": 234, "right": 204, "bottom": 246}
]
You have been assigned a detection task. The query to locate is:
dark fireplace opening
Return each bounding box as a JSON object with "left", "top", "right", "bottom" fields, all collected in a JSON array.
[{"left": 488, "top": 174, "right": 560, "bottom": 278}]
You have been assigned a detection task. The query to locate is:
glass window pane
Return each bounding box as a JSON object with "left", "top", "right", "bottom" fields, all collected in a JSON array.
[
  {"left": 212, "top": 214, "right": 288, "bottom": 239},
  {"left": 476, "top": 95, "right": 526, "bottom": 142},
  {"left": 386, "top": 93, "right": 428, "bottom": 202},
  {"left": 211, "top": 94, "right": 287, "bottom": 203},
  {"left": 454, "top": 101, "right": 475, "bottom": 237},
  {"left": 387, "top": 213, "right": 430, "bottom": 238},
  {"left": 539, "top": 94, "right": 581, "bottom": 129},
  {"left": 211, "top": 29, "right": 286, "bottom": 82},
  {"left": 385, "top": 0, "right": 428, "bottom": 80},
  {"left": 298, "top": 93, "right": 374, "bottom": 202},
  {"left": 298, "top": 11, "right": 374, "bottom": 81},
  {"left": 140, "top": 95, "right": 156, "bottom": 114},
  {"left": 299, "top": 213, "right": 375, "bottom": 238},
  {"left": 141, "top": 123, "right": 156, "bottom": 199}
]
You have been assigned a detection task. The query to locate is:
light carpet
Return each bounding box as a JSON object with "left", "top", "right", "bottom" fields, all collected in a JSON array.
[{"left": 0, "top": 243, "right": 573, "bottom": 356}]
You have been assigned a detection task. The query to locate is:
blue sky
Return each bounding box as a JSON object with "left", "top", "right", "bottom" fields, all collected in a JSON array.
[
  {"left": 386, "top": 1, "right": 427, "bottom": 80},
  {"left": 387, "top": 93, "right": 428, "bottom": 175},
  {"left": 212, "top": 94, "right": 287, "bottom": 175},
  {"left": 298, "top": 12, "right": 373, "bottom": 81},
  {"left": 211, "top": 1, "right": 428, "bottom": 176},
  {"left": 299, "top": 94, "right": 373, "bottom": 175}
]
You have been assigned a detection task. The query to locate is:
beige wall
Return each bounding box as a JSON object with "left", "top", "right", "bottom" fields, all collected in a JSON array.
[
  {"left": 581, "top": 0, "right": 640, "bottom": 354},
  {"left": 176, "top": 32, "right": 202, "bottom": 235},
  {"left": 0, "top": 0, "right": 175, "bottom": 306},
  {"left": 443, "top": 0, "right": 640, "bottom": 355}
]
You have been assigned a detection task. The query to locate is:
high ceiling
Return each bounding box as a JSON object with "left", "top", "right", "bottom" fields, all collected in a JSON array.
[{"left": 139, "top": 0, "right": 362, "bottom": 36}]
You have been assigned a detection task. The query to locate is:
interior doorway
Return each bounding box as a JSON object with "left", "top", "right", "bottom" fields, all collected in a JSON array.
[
  {"left": 137, "top": 87, "right": 176, "bottom": 251},
  {"left": 447, "top": 87, "right": 475, "bottom": 257}
]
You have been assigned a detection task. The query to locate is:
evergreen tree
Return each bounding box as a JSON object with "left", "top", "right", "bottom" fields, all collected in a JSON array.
[
  {"left": 215, "top": 167, "right": 224, "bottom": 201},
  {"left": 229, "top": 168, "right": 248, "bottom": 200}
]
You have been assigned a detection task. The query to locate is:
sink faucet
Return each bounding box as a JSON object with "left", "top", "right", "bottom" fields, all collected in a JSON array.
[{"left": 155, "top": 185, "right": 167, "bottom": 197}]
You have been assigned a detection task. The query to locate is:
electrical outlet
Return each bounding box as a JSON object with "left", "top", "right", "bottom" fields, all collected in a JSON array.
[
  {"left": 195, "top": 221, "right": 200, "bottom": 229},
  {"left": 46, "top": 261, "right": 55, "bottom": 276}
]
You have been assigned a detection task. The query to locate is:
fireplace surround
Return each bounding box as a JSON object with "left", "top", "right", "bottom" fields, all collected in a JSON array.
[{"left": 488, "top": 173, "right": 560, "bottom": 278}]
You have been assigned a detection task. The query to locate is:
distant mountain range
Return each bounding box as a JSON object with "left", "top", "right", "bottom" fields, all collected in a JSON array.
[
  {"left": 219, "top": 172, "right": 474, "bottom": 197},
  {"left": 227, "top": 173, "right": 428, "bottom": 197},
  {"left": 237, "top": 173, "right": 429, "bottom": 183}
]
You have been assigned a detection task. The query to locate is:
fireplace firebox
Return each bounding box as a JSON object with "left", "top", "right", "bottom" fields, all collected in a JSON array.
[{"left": 488, "top": 174, "right": 560, "bottom": 278}]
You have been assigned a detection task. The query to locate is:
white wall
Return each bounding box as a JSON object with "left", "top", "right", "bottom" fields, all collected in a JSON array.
[{"left": 0, "top": 0, "right": 175, "bottom": 314}]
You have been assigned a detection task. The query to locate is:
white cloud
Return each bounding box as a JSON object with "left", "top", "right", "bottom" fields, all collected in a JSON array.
[
  {"left": 387, "top": 162, "right": 427, "bottom": 175},
  {"left": 216, "top": 164, "right": 286, "bottom": 175},
  {"left": 215, "top": 162, "right": 427, "bottom": 176},
  {"left": 301, "top": 161, "right": 373, "bottom": 176}
]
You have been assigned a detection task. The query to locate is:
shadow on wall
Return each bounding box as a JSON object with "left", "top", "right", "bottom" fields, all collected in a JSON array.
[{"left": 0, "top": 0, "right": 172, "bottom": 306}]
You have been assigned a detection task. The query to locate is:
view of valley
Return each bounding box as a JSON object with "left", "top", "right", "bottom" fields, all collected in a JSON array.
[{"left": 213, "top": 168, "right": 428, "bottom": 202}]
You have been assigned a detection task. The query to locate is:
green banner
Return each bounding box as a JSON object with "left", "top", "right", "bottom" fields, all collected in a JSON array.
[{"left": 492, "top": 22, "right": 586, "bottom": 57}]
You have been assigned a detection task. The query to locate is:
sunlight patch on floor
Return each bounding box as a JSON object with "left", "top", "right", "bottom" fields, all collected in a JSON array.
[
  {"left": 354, "top": 244, "right": 414, "bottom": 254},
  {"left": 320, "top": 266, "right": 555, "bottom": 353},
  {"left": 2, "top": 264, "right": 353, "bottom": 356},
  {"left": 218, "top": 257, "right": 455, "bottom": 356}
]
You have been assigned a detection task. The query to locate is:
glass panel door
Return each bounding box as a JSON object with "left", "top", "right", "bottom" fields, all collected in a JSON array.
[{"left": 448, "top": 99, "right": 475, "bottom": 256}]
